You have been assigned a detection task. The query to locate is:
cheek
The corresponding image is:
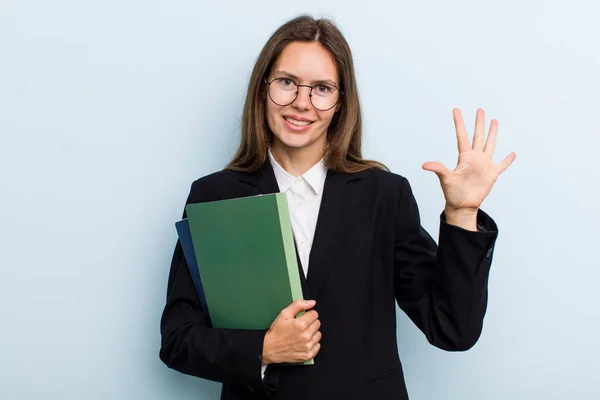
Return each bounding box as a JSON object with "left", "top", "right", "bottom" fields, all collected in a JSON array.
[{"left": 265, "top": 101, "right": 281, "bottom": 131}]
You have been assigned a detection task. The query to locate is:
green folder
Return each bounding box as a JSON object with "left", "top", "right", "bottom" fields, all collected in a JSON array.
[{"left": 185, "top": 193, "right": 313, "bottom": 365}]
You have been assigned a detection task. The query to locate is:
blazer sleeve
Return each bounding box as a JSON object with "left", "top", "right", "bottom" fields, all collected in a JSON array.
[
  {"left": 393, "top": 176, "right": 498, "bottom": 351},
  {"left": 159, "top": 181, "right": 278, "bottom": 394}
]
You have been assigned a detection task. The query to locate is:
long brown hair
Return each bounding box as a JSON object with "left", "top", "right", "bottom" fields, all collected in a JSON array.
[{"left": 226, "top": 15, "right": 387, "bottom": 174}]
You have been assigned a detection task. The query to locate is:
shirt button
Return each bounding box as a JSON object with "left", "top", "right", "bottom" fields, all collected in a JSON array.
[
  {"left": 297, "top": 200, "right": 303, "bottom": 207},
  {"left": 300, "top": 240, "right": 307, "bottom": 247}
]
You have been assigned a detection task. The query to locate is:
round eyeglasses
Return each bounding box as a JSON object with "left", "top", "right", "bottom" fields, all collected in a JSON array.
[{"left": 264, "top": 77, "right": 342, "bottom": 111}]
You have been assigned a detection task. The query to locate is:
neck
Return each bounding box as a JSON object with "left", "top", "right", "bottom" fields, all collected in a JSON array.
[{"left": 270, "top": 143, "right": 325, "bottom": 177}]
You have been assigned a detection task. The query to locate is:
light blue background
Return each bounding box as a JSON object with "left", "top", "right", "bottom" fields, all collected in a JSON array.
[{"left": 1, "top": 1, "right": 599, "bottom": 399}]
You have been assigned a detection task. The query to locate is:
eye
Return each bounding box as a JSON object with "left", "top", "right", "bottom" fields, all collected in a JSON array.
[
  {"left": 315, "top": 84, "right": 333, "bottom": 95},
  {"left": 281, "top": 78, "right": 294, "bottom": 87}
]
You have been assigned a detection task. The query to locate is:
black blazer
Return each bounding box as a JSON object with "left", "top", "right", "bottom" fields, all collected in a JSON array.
[{"left": 159, "top": 159, "right": 498, "bottom": 400}]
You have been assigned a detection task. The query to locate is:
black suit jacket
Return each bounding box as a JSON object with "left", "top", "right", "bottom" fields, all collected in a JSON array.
[{"left": 159, "top": 159, "right": 498, "bottom": 400}]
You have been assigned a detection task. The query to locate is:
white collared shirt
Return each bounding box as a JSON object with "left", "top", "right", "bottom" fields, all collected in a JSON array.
[{"left": 268, "top": 149, "right": 327, "bottom": 278}]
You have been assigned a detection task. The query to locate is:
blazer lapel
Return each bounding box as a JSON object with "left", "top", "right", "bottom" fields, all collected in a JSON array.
[
  {"left": 307, "top": 170, "right": 365, "bottom": 300},
  {"left": 238, "top": 158, "right": 280, "bottom": 195}
]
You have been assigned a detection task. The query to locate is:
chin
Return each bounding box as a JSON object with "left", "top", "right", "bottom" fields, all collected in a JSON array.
[
  {"left": 279, "top": 135, "right": 312, "bottom": 148},
  {"left": 273, "top": 130, "right": 321, "bottom": 151}
]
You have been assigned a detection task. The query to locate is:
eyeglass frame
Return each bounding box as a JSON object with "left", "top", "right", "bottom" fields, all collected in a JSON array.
[{"left": 263, "top": 77, "right": 343, "bottom": 111}]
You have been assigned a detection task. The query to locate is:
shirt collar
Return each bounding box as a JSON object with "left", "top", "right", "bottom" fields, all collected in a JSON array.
[{"left": 268, "top": 149, "right": 327, "bottom": 195}]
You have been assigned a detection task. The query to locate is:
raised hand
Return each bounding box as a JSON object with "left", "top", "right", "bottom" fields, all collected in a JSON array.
[{"left": 422, "top": 108, "right": 516, "bottom": 228}]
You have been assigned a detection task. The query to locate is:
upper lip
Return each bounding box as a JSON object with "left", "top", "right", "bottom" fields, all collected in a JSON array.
[{"left": 283, "top": 115, "right": 314, "bottom": 123}]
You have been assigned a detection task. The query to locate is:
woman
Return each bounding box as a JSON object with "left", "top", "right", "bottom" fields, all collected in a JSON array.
[{"left": 159, "top": 15, "right": 515, "bottom": 400}]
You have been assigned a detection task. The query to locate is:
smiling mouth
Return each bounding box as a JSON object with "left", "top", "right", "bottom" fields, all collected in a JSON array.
[{"left": 283, "top": 116, "right": 314, "bottom": 127}]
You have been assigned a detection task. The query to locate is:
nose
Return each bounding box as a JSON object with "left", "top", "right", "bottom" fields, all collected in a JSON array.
[{"left": 292, "top": 85, "right": 312, "bottom": 111}]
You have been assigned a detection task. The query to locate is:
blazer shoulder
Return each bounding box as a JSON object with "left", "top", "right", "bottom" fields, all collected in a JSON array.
[
  {"left": 192, "top": 169, "right": 239, "bottom": 190},
  {"left": 361, "top": 167, "right": 409, "bottom": 192},
  {"left": 186, "top": 169, "right": 242, "bottom": 203}
]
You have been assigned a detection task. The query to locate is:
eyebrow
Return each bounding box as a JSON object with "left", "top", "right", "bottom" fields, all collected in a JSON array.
[{"left": 271, "top": 70, "right": 339, "bottom": 87}]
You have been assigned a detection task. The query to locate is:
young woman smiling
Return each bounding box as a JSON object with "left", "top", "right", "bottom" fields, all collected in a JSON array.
[{"left": 159, "top": 15, "right": 516, "bottom": 400}]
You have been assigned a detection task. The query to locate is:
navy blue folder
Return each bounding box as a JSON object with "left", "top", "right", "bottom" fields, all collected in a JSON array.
[{"left": 175, "top": 219, "right": 212, "bottom": 326}]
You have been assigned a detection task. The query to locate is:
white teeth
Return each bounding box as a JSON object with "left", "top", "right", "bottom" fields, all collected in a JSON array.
[{"left": 284, "top": 117, "right": 311, "bottom": 126}]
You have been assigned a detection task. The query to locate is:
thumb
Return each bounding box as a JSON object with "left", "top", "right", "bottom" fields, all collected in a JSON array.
[
  {"left": 422, "top": 161, "right": 451, "bottom": 179},
  {"left": 281, "top": 299, "right": 316, "bottom": 318}
]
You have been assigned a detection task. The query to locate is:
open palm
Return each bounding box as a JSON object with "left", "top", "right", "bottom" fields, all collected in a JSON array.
[{"left": 422, "top": 109, "right": 516, "bottom": 212}]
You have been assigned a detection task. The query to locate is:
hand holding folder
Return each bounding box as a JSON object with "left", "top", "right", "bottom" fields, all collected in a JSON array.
[{"left": 176, "top": 193, "right": 313, "bottom": 365}]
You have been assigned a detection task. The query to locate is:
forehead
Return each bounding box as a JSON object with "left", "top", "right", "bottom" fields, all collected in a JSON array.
[{"left": 272, "top": 41, "right": 339, "bottom": 83}]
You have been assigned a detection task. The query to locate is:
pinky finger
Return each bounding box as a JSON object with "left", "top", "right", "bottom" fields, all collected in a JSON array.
[
  {"left": 497, "top": 152, "right": 517, "bottom": 174},
  {"left": 311, "top": 343, "right": 321, "bottom": 358}
]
